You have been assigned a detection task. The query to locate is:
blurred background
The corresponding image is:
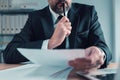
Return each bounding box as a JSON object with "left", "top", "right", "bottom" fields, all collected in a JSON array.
[{"left": 0, "top": 0, "right": 119, "bottom": 63}]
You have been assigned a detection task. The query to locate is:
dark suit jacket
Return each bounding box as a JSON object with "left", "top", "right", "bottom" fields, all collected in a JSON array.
[{"left": 3, "top": 3, "right": 112, "bottom": 68}]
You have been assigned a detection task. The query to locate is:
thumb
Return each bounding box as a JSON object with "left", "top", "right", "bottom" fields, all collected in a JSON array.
[{"left": 85, "top": 48, "right": 92, "bottom": 57}]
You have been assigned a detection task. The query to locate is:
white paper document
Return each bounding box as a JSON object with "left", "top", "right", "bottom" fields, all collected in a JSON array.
[
  {"left": 17, "top": 48, "right": 85, "bottom": 67},
  {"left": 76, "top": 68, "right": 117, "bottom": 80},
  {"left": 88, "top": 68, "right": 117, "bottom": 76},
  {"left": 0, "top": 64, "right": 72, "bottom": 80},
  {"left": 0, "top": 48, "right": 85, "bottom": 80}
]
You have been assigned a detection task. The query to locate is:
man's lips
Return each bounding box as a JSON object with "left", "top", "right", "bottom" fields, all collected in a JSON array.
[
  {"left": 57, "top": 3, "right": 66, "bottom": 8},
  {"left": 57, "top": 3, "right": 63, "bottom": 8}
]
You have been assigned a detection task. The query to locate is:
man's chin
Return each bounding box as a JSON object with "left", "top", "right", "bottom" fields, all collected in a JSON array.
[
  {"left": 55, "top": 11, "right": 63, "bottom": 14},
  {"left": 55, "top": 8, "right": 64, "bottom": 14}
]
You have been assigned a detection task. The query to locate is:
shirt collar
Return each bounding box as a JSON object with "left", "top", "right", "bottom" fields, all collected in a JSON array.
[{"left": 49, "top": 6, "right": 68, "bottom": 23}]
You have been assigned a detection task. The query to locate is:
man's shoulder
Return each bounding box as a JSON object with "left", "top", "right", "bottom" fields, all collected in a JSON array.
[
  {"left": 72, "top": 3, "right": 94, "bottom": 10},
  {"left": 29, "top": 6, "right": 49, "bottom": 16}
]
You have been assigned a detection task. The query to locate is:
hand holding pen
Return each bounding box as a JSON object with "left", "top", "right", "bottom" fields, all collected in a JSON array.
[{"left": 48, "top": 1, "right": 72, "bottom": 49}]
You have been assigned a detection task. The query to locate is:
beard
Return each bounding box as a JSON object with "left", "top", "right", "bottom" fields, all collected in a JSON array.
[{"left": 51, "top": 0, "right": 71, "bottom": 14}]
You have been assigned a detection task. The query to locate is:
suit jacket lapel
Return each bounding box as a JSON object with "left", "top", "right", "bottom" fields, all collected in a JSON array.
[
  {"left": 68, "top": 4, "right": 79, "bottom": 48},
  {"left": 40, "top": 5, "right": 80, "bottom": 48},
  {"left": 40, "top": 6, "right": 54, "bottom": 38}
]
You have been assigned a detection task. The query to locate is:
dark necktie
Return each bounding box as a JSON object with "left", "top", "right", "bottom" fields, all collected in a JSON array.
[
  {"left": 54, "top": 15, "right": 66, "bottom": 49},
  {"left": 55, "top": 15, "right": 63, "bottom": 24}
]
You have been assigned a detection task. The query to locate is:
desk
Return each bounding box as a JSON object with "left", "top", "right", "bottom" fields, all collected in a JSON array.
[
  {"left": 68, "top": 63, "right": 118, "bottom": 80},
  {"left": 0, "top": 63, "right": 118, "bottom": 80}
]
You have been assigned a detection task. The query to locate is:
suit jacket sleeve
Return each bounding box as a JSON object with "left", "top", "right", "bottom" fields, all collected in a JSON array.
[
  {"left": 3, "top": 14, "right": 44, "bottom": 63},
  {"left": 88, "top": 6, "right": 112, "bottom": 68}
]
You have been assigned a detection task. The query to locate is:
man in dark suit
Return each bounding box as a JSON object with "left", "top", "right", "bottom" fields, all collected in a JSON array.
[{"left": 3, "top": 0, "right": 112, "bottom": 72}]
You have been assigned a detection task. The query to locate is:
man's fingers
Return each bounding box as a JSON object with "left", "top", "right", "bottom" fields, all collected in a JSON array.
[
  {"left": 59, "top": 16, "right": 69, "bottom": 23},
  {"left": 68, "top": 57, "right": 104, "bottom": 71},
  {"left": 64, "top": 22, "right": 71, "bottom": 26},
  {"left": 75, "top": 58, "right": 92, "bottom": 64},
  {"left": 64, "top": 22, "right": 72, "bottom": 37},
  {"left": 66, "top": 25, "right": 72, "bottom": 31},
  {"left": 68, "top": 58, "right": 93, "bottom": 69},
  {"left": 66, "top": 31, "right": 71, "bottom": 37},
  {"left": 96, "top": 57, "right": 104, "bottom": 66},
  {"left": 68, "top": 57, "right": 103, "bottom": 71}
]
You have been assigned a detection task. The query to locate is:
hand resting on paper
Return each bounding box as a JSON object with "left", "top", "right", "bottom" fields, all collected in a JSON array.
[{"left": 68, "top": 46, "right": 105, "bottom": 72}]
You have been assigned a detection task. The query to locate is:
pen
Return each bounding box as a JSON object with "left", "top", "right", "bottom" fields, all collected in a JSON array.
[
  {"left": 62, "top": 0, "right": 70, "bottom": 49},
  {"left": 62, "top": 1, "right": 66, "bottom": 16}
]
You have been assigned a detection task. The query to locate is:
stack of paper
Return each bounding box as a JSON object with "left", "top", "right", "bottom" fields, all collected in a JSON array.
[
  {"left": 18, "top": 48, "right": 85, "bottom": 67},
  {"left": 0, "top": 48, "right": 85, "bottom": 80},
  {"left": 89, "top": 68, "right": 117, "bottom": 76},
  {"left": 0, "top": 64, "right": 72, "bottom": 80}
]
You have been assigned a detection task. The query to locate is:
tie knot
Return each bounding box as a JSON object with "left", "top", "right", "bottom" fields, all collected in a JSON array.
[
  {"left": 58, "top": 15, "right": 63, "bottom": 20},
  {"left": 55, "top": 15, "right": 63, "bottom": 24}
]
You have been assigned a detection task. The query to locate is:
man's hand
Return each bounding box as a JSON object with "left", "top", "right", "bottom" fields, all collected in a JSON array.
[
  {"left": 48, "top": 16, "right": 72, "bottom": 49},
  {"left": 69, "top": 46, "right": 105, "bottom": 72}
]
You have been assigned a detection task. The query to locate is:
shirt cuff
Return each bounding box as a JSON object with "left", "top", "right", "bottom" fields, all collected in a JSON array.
[
  {"left": 41, "top": 40, "right": 49, "bottom": 49},
  {"left": 98, "top": 47, "right": 106, "bottom": 61}
]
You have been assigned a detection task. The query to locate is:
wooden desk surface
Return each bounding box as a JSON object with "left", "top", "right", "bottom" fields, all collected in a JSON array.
[
  {"left": 0, "top": 63, "right": 118, "bottom": 80},
  {"left": 107, "top": 63, "right": 118, "bottom": 68},
  {"left": 0, "top": 64, "right": 23, "bottom": 70},
  {"left": 0, "top": 63, "right": 118, "bottom": 70}
]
